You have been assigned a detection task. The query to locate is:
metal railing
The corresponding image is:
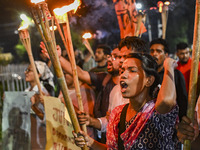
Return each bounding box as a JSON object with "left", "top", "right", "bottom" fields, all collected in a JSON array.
[{"left": 0, "top": 64, "right": 29, "bottom": 97}]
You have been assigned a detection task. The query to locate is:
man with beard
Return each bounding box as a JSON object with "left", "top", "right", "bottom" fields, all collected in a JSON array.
[
  {"left": 176, "top": 42, "right": 200, "bottom": 93},
  {"left": 89, "top": 45, "right": 111, "bottom": 73},
  {"left": 41, "top": 42, "right": 118, "bottom": 142},
  {"left": 150, "top": 38, "right": 188, "bottom": 120},
  {"left": 77, "top": 36, "right": 150, "bottom": 143},
  {"left": 118, "top": 36, "right": 149, "bottom": 72},
  {"left": 42, "top": 46, "right": 118, "bottom": 142}
]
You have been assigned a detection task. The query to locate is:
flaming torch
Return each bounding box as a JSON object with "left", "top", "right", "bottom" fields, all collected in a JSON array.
[
  {"left": 18, "top": 25, "right": 43, "bottom": 95},
  {"left": 184, "top": 0, "right": 200, "bottom": 149},
  {"left": 53, "top": 0, "right": 88, "bottom": 141},
  {"left": 30, "top": 1, "right": 86, "bottom": 147},
  {"left": 82, "top": 32, "right": 95, "bottom": 58},
  {"left": 158, "top": 1, "right": 170, "bottom": 39},
  {"left": 134, "top": 11, "right": 143, "bottom": 37},
  {"left": 18, "top": 24, "right": 44, "bottom": 119}
]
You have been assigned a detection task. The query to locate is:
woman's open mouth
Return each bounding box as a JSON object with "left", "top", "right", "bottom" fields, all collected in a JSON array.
[{"left": 120, "top": 81, "right": 128, "bottom": 92}]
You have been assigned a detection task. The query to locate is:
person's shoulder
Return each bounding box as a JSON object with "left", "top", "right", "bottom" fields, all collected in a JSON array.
[
  {"left": 89, "top": 66, "right": 108, "bottom": 73},
  {"left": 111, "top": 104, "right": 127, "bottom": 115},
  {"left": 89, "top": 71, "right": 108, "bottom": 77},
  {"left": 89, "top": 67, "right": 97, "bottom": 72},
  {"left": 174, "top": 69, "right": 184, "bottom": 76}
]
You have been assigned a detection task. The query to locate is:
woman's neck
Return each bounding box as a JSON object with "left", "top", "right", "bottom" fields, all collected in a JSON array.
[
  {"left": 29, "top": 81, "right": 37, "bottom": 91},
  {"left": 126, "top": 89, "right": 151, "bottom": 121},
  {"left": 98, "top": 59, "right": 107, "bottom": 67}
]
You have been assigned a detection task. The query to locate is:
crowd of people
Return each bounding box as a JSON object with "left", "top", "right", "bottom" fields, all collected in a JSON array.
[{"left": 23, "top": 36, "right": 200, "bottom": 149}]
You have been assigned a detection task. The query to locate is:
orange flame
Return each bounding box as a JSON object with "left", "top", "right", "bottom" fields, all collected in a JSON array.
[
  {"left": 53, "top": 0, "right": 81, "bottom": 16},
  {"left": 157, "top": 1, "right": 164, "bottom": 13},
  {"left": 82, "top": 33, "right": 92, "bottom": 39},
  {"left": 31, "top": 0, "right": 45, "bottom": 4}
]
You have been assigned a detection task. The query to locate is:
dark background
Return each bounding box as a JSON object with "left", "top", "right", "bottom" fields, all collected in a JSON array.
[{"left": 0, "top": 0, "right": 196, "bottom": 63}]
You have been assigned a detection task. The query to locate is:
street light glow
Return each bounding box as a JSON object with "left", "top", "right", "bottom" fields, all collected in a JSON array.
[{"left": 136, "top": 3, "right": 142, "bottom": 9}]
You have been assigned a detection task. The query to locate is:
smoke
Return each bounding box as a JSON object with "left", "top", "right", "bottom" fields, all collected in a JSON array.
[
  {"left": 69, "top": 0, "right": 120, "bottom": 45},
  {"left": 93, "top": 30, "right": 111, "bottom": 40}
]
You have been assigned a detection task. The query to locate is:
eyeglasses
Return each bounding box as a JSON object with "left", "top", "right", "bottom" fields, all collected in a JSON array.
[
  {"left": 107, "top": 55, "right": 120, "bottom": 61},
  {"left": 24, "top": 68, "right": 33, "bottom": 73}
]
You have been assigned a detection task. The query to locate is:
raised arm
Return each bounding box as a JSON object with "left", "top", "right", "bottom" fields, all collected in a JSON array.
[
  {"left": 59, "top": 56, "right": 91, "bottom": 84},
  {"left": 155, "top": 58, "right": 177, "bottom": 114},
  {"left": 40, "top": 41, "right": 91, "bottom": 84},
  {"left": 84, "top": 52, "right": 92, "bottom": 63}
]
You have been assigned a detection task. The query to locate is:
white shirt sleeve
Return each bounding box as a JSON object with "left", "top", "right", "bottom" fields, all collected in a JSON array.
[{"left": 98, "top": 117, "right": 108, "bottom": 133}]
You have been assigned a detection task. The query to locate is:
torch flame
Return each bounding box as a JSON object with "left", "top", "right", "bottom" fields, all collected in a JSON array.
[
  {"left": 157, "top": 1, "right": 164, "bottom": 13},
  {"left": 82, "top": 33, "right": 92, "bottom": 39},
  {"left": 50, "top": 25, "right": 57, "bottom": 31},
  {"left": 164, "top": 1, "right": 170, "bottom": 6},
  {"left": 18, "top": 24, "right": 29, "bottom": 31},
  {"left": 53, "top": 0, "right": 81, "bottom": 16},
  {"left": 31, "top": 0, "right": 45, "bottom": 4}
]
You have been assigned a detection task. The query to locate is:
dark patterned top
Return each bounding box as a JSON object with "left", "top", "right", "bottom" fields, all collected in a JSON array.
[
  {"left": 126, "top": 105, "right": 181, "bottom": 150},
  {"left": 107, "top": 101, "right": 181, "bottom": 150}
]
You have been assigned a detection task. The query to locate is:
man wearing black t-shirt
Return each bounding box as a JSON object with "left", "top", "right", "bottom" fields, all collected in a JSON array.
[{"left": 150, "top": 38, "right": 188, "bottom": 121}]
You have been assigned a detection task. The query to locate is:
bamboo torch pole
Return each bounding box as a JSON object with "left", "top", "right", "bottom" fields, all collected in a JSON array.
[
  {"left": 134, "top": 12, "right": 143, "bottom": 37},
  {"left": 30, "top": 3, "right": 86, "bottom": 149},
  {"left": 184, "top": 0, "right": 200, "bottom": 149},
  {"left": 18, "top": 28, "right": 43, "bottom": 96},
  {"left": 53, "top": 0, "right": 88, "bottom": 134},
  {"left": 61, "top": 13, "right": 88, "bottom": 133},
  {"left": 161, "top": 4, "right": 169, "bottom": 39},
  {"left": 82, "top": 33, "right": 95, "bottom": 59},
  {"left": 139, "top": 14, "right": 146, "bottom": 38}
]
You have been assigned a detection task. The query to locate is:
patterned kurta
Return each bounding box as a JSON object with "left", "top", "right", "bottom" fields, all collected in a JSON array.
[{"left": 106, "top": 100, "right": 180, "bottom": 150}]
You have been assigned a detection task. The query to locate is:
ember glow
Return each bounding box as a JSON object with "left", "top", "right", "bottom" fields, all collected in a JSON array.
[
  {"left": 53, "top": 0, "right": 81, "bottom": 16},
  {"left": 31, "top": 0, "right": 45, "bottom": 4},
  {"left": 82, "top": 32, "right": 92, "bottom": 39}
]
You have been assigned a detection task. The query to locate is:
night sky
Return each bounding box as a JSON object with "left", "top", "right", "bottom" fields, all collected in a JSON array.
[
  {"left": 0, "top": 0, "right": 196, "bottom": 56},
  {"left": 0, "top": 0, "right": 30, "bottom": 51}
]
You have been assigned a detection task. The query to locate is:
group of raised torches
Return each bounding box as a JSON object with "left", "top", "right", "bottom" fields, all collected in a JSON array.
[{"left": 16, "top": 0, "right": 200, "bottom": 149}]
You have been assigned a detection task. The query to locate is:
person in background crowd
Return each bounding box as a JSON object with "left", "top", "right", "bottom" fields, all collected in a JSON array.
[
  {"left": 89, "top": 44, "right": 111, "bottom": 73},
  {"left": 176, "top": 42, "right": 200, "bottom": 93},
  {"left": 77, "top": 47, "right": 121, "bottom": 142},
  {"left": 82, "top": 50, "right": 96, "bottom": 71},
  {"left": 73, "top": 54, "right": 180, "bottom": 149},
  {"left": 38, "top": 48, "right": 52, "bottom": 69},
  {"left": 77, "top": 36, "right": 149, "bottom": 137},
  {"left": 40, "top": 41, "right": 64, "bottom": 96},
  {"left": 24, "top": 61, "right": 54, "bottom": 150},
  {"left": 150, "top": 38, "right": 188, "bottom": 121},
  {"left": 58, "top": 71, "right": 96, "bottom": 139},
  {"left": 41, "top": 43, "right": 118, "bottom": 143},
  {"left": 74, "top": 49, "right": 85, "bottom": 68}
]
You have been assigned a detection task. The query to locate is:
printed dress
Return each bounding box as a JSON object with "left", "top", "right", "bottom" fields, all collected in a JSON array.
[{"left": 106, "top": 100, "right": 180, "bottom": 150}]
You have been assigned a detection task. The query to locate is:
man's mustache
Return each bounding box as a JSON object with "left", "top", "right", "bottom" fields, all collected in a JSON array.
[{"left": 153, "top": 57, "right": 158, "bottom": 61}]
